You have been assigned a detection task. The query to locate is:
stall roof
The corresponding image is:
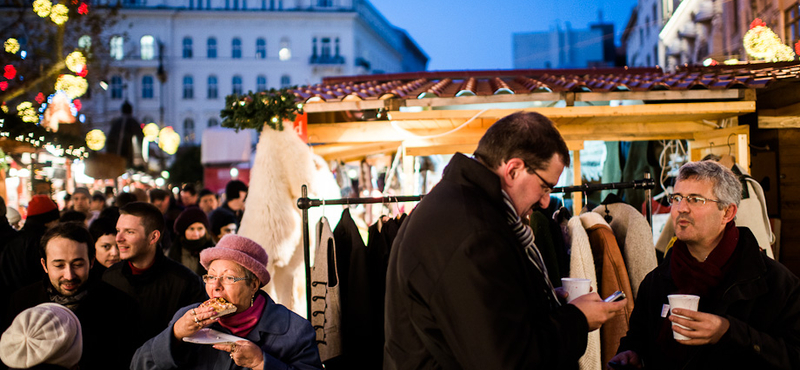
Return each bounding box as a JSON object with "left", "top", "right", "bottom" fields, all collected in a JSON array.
[{"left": 292, "top": 61, "right": 800, "bottom": 160}]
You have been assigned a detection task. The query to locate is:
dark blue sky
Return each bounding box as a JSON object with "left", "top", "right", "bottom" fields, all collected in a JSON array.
[{"left": 369, "top": 0, "right": 638, "bottom": 71}]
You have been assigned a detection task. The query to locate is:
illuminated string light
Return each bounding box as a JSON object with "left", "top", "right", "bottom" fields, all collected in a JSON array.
[
  {"left": 77, "top": 2, "right": 88, "bottom": 14},
  {"left": 65, "top": 51, "right": 86, "bottom": 73},
  {"left": 54, "top": 74, "right": 88, "bottom": 99},
  {"left": 143, "top": 122, "right": 159, "bottom": 140},
  {"left": 158, "top": 127, "right": 181, "bottom": 155},
  {"left": 4, "top": 39, "right": 20, "bottom": 54},
  {"left": 33, "top": 0, "right": 52, "bottom": 17},
  {"left": 16, "top": 102, "right": 39, "bottom": 123},
  {"left": 50, "top": 4, "right": 69, "bottom": 25},
  {"left": 85, "top": 129, "right": 106, "bottom": 151}
]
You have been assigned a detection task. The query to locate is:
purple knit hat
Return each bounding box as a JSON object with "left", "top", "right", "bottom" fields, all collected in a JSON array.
[{"left": 200, "top": 234, "right": 270, "bottom": 287}]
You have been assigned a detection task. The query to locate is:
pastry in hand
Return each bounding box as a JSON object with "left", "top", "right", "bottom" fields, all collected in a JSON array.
[{"left": 199, "top": 297, "right": 237, "bottom": 317}]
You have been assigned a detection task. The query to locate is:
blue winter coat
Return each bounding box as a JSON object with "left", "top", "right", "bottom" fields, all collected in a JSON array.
[{"left": 131, "top": 291, "right": 322, "bottom": 370}]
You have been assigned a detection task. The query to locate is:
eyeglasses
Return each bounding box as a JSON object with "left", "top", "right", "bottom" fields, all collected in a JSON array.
[
  {"left": 530, "top": 169, "right": 556, "bottom": 195},
  {"left": 667, "top": 194, "right": 721, "bottom": 207},
  {"left": 202, "top": 274, "right": 249, "bottom": 285}
]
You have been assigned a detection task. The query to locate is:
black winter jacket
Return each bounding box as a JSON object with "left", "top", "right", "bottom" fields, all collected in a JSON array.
[
  {"left": 617, "top": 227, "right": 800, "bottom": 369},
  {"left": 384, "top": 153, "right": 588, "bottom": 370},
  {"left": 102, "top": 251, "right": 206, "bottom": 346}
]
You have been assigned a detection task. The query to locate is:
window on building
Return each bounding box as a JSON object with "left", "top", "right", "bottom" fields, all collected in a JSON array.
[
  {"left": 140, "top": 35, "right": 155, "bottom": 60},
  {"left": 142, "top": 75, "right": 154, "bottom": 99},
  {"left": 256, "top": 38, "right": 266, "bottom": 59},
  {"left": 787, "top": 5, "right": 800, "bottom": 46},
  {"left": 645, "top": 16, "right": 650, "bottom": 36},
  {"left": 232, "top": 75, "right": 243, "bottom": 95},
  {"left": 183, "top": 75, "right": 194, "bottom": 99},
  {"left": 110, "top": 36, "right": 124, "bottom": 60},
  {"left": 184, "top": 118, "right": 196, "bottom": 144},
  {"left": 208, "top": 75, "right": 218, "bottom": 99},
  {"left": 279, "top": 38, "right": 291, "bottom": 61},
  {"left": 207, "top": 37, "right": 217, "bottom": 59},
  {"left": 183, "top": 37, "right": 193, "bottom": 59},
  {"left": 208, "top": 118, "right": 219, "bottom": 127},
  {"left": 280, "top": 75, "right": 290, "bottom": 88},
  {"left": 312, "top": 37, "right": 318, "bottom": 57},
  {"left": 335, "top": 37, "right": 340, "bottom": 57},
  {"left": 321, "top": 37, "right": 331, "bottom": 58},
  {"left": 110, "top": 75, "right": 123, "bottom": 99},
  {"left": 647, "top": 54, "right": 651, "bottom": 66},
  {"left": 232, "top": 38, "right": 242, "bottom": 59},
  {"left": 653, "top": 3, "right": 657, "bottom": 24},
  {"left": 257, "top": 75, "right": 266, "bottom": 91},
  {"left": 317, "top": 0, "right": 332, "bottom": 6}
]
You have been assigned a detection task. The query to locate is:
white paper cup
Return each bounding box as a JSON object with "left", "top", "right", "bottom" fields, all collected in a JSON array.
[
  {"left": 668, "top": 294, "right": 700, "bottom": 340},
  {"left": 561, "top": 278, "right": 591, "bottom": 303}
]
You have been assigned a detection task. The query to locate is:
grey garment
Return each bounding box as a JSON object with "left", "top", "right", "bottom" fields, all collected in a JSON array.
[{"left": 310, "top": 217, "right": 342, "bottom": 362}]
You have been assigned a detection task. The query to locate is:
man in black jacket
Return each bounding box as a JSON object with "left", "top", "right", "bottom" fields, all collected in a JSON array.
[
  {"left": 102, "top": 202, "right": 206, "bottom": 346},
  {"left": 4, "top": 222, "right": 139, "bottom": 370},
  {"left": 611, "top": 160, "right": 800, "bottom": 369},
  {"left": 0, "top": 195, "right": 60, "bottom": 293},
  {"left": 384, "top": 112, "right": 627, "bottom": 370}
]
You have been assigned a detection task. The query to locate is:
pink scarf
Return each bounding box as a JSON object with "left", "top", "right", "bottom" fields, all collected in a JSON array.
[{"left": 218, "top": 293, "right": 266, "bottom": 337}]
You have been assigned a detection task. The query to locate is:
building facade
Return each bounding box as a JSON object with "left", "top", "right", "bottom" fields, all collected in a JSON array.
[
  {"left": 81, "top": 0, "right": 427, "bottom": 147},
  {"left": 513, "top": 19, "right": 617, "bottom": 69}
]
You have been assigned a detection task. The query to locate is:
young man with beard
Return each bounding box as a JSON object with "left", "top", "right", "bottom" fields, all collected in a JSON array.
[
  {"left": 102, "top": 202, "right": 206, "bottom": 345},
  {"left": 610, "top": 161, "right": 800, "bottom": 369},
  {"left": 3, "top": 222, "right": 139, "bottom": 370}
]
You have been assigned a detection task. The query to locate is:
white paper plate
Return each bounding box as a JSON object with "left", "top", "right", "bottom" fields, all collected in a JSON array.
[{"left": 182, "top": 328, "right": 244, "bottom": 344}]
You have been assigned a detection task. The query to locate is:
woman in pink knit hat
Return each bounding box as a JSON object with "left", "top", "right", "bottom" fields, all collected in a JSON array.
[{"left": 131, "top": 234, "right": 322, "bottom": 370}]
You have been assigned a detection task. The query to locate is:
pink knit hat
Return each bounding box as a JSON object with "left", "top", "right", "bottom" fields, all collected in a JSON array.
[{"left": 200, "top": 234, "right": 270, "bottom": 287}]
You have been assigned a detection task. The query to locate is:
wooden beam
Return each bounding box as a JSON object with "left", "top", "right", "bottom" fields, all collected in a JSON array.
[
  {"left": 403, "top": 92, "right": 565, "bottom": 108},
  {"left": 311, "top": 141, "right": 402, "bottom": 162},
  {"left": 758, "top": 116, "right": 800, "bottom": 129},
  {"left": 575, "top": 89, "right": 752, "bottom": 103},
  {"left": 302, "top": 100, "right": 390, "bottom": 113}
]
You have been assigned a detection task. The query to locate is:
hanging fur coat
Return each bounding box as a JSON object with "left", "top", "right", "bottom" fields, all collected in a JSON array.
[
  {"left": 238, "top": 127, "right": 340, "bottom": 318},
  {"left": 567, "top": 215, "right": 601, "bottom": 370}
]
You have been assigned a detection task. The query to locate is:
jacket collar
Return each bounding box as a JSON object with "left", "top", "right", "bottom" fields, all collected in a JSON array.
[
  {"left": 444, "top": 153, "right": 504, "bottom": 207},
  {"left": 248, "top": 292, "right": 289, "bottom": 338}
]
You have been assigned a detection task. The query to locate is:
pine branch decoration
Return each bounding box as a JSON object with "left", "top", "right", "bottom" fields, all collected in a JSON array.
[{"left": 220, "top": 88, "right": 304, "bottom": 132}]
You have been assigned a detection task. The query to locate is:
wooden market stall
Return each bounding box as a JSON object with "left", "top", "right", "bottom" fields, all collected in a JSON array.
[{"left": 289, "top": 62, "right": 800, "bottom": 273}]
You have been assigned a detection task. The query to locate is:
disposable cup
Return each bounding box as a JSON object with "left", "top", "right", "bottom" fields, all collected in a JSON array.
[
  {"left": 668, "top": 294, "right": 700, "bottom": 341},
  {"left": 561, "top": 278, "right": 591, "bottom": 303}
]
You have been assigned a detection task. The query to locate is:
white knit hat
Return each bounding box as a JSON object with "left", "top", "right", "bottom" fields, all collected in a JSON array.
[{"left": 0, "top": 303, "right": 82, "bottom": 369}]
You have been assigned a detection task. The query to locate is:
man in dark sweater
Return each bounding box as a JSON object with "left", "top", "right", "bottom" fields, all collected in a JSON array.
[
  {"left": 102, "top": 202, "right": 206, "bottom": 345},
  {"left": 4, "top": 222, "right": 139, "bottom": 370}
]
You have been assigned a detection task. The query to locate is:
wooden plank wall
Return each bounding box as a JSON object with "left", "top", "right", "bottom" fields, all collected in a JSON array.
[{"left": 779, "top": 129, "right": 800, "bottom": 275}]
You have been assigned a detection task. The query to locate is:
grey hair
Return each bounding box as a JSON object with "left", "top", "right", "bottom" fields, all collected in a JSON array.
[{"left": 677, "top": 160, "right": 742, "bottom": 209}]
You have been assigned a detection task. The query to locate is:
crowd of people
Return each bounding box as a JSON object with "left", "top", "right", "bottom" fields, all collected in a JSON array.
[
  {"left": 0, "top": 180, "right": 323, "bottom": 370},
  {"left": 0, "top": 111, "right": 799, "bottom": 370}
]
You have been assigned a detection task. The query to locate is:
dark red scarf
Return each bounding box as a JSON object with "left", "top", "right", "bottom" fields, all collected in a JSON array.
[
  {"left": 218, "top": 293, "right": 266, "bottom": 337},
  {"left": 670, "top": 221, "right": 739, "bottom": 298}
]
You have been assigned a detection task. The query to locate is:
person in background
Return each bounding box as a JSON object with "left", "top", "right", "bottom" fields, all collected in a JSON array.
[
  {"left": 62, "top": 193, "right": 72, "bottom": 213},
  {"left": 69, "top": 188, "right": 91, "bottom": 223},
  {"left": 131, "top": 235, "right": 322, "bottom": 370},
  {"left": 88, "top": 217, "right": 121, "bottom": 279},
  {"left": 609, "top": 161, "right": 800, "bottom": 370},
  {"left": 88, "top": 191, "right": 105, "bottom": 225},
  {"left": 168, "top": 207, "right": 215, "bottom": 275},
  {"left": 4, "top": 222, "right": 139, "bottom": 370},
  {"left": 209, "top": 180, "right": 247, "bottom": 229},
  {"left": 102, "top": 202, "right": 206, "bottom": 346},
  {"left": 0, "top": 303, "right": 82, "bottom": 370},
  {"left": 6, "top": 206, "right": 21, "bottom": 231},
  {"left": 0, "top": 196, "right": 18, "bottom": 253},
  {"left": 104, "top": 186, "right": 116, "bottom": 207},
  {"left": 197, "top": 189, "right": 219, "bottom": 216},
  {"left": 0, "top": 195, "right": 61, "bottom": 294},
  {"left": 148, "top": 188, "right": 181, "bottom": 254},
  {"left": 209, "top": 210, "right": 238, "bottom": 243},
  {"left": 180, "top": 184, "right": 199, "bottom": 208},
  {"left": 59, "top": 211, "right": 87, "bottom": 225},
  {"left": 115, "top": 192, "right": 139, "bottom": 209},
  {"left": 384, "top": 112, "right": 627, "bottom": 369}
]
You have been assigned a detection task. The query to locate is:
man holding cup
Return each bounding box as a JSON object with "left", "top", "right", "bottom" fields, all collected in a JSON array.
[
  {"left": 384, "top": 112, "right": 627, "bottom": 370},
  {"left": 610, "top": 161, "right": 800, "bottom": 369}
]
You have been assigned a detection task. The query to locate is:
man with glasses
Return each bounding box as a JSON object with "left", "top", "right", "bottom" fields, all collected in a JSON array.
[
  {"left": 385, "top": 112, "right": 627, "bottom": 370},
  {"left": 102, "top": 202, "right": 206, "bottom": 346},
  {"left": 610, "top": 160, "right": 800, "bottom": 369}
]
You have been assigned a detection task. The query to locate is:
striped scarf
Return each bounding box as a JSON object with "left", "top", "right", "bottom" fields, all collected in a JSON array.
[{"left": 501, "top": 190, "right": 561, "bottom": 308}]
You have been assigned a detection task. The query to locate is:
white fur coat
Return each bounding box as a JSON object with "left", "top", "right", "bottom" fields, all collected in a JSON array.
[{"left": 238, "top": 127, "right": 340, "bottom": 318}]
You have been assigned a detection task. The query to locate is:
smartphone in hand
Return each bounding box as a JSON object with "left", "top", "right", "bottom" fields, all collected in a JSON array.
[{"left": 604, "top": 290, "right": 626, "bottom": 302}]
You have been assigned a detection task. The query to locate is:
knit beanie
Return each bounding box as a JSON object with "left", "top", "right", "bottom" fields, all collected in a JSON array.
[
  {"left": 224, "top": 180, "right": 248, "bottom": 201},
  {"left": 209, "top": 209, "right": 238, "bottom": 236},
  {"left": 200, "top": 234, "right": 270, "bottom": 287},
  {"left": 26, "top": 195, "right": 60, "bottom": 225},
  {"left": 0, "top": 303, "right": 82, "bottom": 369},
  {"left": 174, "top": 207, "right": 211, "bottom": 238}
]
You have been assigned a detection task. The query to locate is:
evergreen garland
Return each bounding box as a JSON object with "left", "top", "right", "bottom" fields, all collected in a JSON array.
[{"left": 220, "top": 88, "right": 304, "bottom": 132}]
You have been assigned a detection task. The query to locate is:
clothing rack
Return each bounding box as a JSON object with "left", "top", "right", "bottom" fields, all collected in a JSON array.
[{"left": 296, "top": 176, "right": 656, "bottom": 319}]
